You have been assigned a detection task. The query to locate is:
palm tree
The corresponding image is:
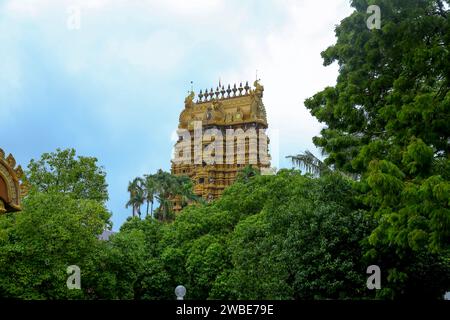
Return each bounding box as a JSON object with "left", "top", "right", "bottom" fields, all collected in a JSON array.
[
  {"left": 127, "top": 170, "right": 201, "bottom": 222},
  {"left": 152, "top": 170, "right": 175, "bottom": 221},
  {"left": 286, "top": 150, "right": 329, "bottom": 177},
  {"left": 143, "top": 174, "right": 156, "bottom": 218},
  {"left": 126, "top": 177, "right": 145, "bottom": 218},
  {"left": 152, "top": 170, "right": 200, "bottom": 221},
  {"left": 176, "top": 176, "right": 202, "bottom": 206},
  {"left": 126, "top": 180, "right": 137, "bottom": 217},
  {"left": 236, "top": 165, "right": 259, "bottom": 183}
]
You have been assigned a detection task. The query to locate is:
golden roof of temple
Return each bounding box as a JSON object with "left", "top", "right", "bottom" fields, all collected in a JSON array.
[{"left": 178, "top": 80, "right": 268, "bottom": 130}]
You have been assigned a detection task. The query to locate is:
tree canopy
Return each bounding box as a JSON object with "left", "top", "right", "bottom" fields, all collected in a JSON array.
[
  {"left": 27, "top": 148, "right": 108, "bottom": 204},
  {"left": 304, "top": 0, "right": 450, "bottom": 298}
]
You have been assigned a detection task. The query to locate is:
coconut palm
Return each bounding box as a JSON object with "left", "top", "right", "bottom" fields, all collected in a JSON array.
[
  {"left": 152, "top": 170, "right": 176, "bottom": 221},
  {"left": 153, "top": 170, "right": 200, "bottom": 221},
  {"left": 143, "top": 174, "right": 156, "bottom": 218},
  {"left": 176, "top": 176, "right": 202, "bottom": 206},
  {"left": 286, "top": 150, "right": 329, "bottom": 177},
  {"left": 127, "top": 170, "right": 200, "bottom": 222},
  {"left": 126, "top": 177, "right": 145, "bottom": 218},
  {"left": 236, "top": 165, "right": 259, "bottom": 183}
]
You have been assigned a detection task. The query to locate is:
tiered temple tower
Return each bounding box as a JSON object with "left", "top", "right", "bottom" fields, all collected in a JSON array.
[{"left": 171, "top": 80, "right": 271, "bottom": 211}]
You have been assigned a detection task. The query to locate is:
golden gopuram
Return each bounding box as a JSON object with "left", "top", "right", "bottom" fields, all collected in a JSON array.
[
  {"left": 171, "top": 80, "right": 271, "bottom": 211},
  {"left": 0, "top": 148, "right": 26, "bottom": 214}
]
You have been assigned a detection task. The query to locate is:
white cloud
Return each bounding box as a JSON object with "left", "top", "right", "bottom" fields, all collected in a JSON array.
[
  {"left": 222, "top": 0, "right": 354, "bottom": 162},
  {"left": 1, "top": 0, "right": 354, "bottom": 162}
]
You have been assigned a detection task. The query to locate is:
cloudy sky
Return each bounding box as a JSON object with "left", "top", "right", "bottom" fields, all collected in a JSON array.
[{"left": 0, "top": 0, "right": 354, "bottom": 230}]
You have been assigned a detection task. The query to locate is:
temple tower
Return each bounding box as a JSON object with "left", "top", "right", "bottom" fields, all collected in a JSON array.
[{"left": 171, "top": 80, "right": 271, "bottom": 211}]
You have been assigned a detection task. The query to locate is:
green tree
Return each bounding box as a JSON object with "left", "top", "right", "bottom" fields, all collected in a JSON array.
[
  {"left": 155, "top": 170, "right": 374, "bottom": 300},
  {"left": 126, "top": 177, "right": 145, "bottom": 218},
  {"left": 0, "top": 191, "right": 111, "bottom": 299},
  {"left": 143, "top": 174, "right": 156, "bottom": 218},
  {"left": 27, "top": 148, "right": 108, "bottom": 204},
  {"left": 212, "top": 171, "right": 372, "bottom": 300},
  {"left": 0, "top": 148, "right": 114, "bottom": 299},
  {"left": 106, "top": 216, "right": 171, "bottom": 300},
  {"left": 304, "top": 0, "right": 450, "bottom": 298},
  {"left": 305, "top": 0, "right": 450, "bottom": 175},
  {"left": 236, "top": 165, "right": 260, "bottom": 183},
  {"left": 152, "top": 170, "right": 177, "bottom": 221},
  {"left": 175, "top": 175, "right": 203, "bottom": 207},
  {"left": 132, "top": 170, "right": 199, "bottom": 222},
  {"left": 286, "top": 150, "right": 329, "bottom": 176}
]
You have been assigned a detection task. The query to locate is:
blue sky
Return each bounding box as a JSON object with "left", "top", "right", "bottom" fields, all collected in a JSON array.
[{"left": 0, "top": 0, "right": 353, "bottom": 230}]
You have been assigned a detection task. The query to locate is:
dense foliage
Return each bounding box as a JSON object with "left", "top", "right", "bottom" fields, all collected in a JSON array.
[
  {"left": 126, "top": 170, "right": 200, "bottom": 221},
  {"left": 2, "top": 153, "right": 446, "bottom": 299},
  {"left": 0, "top": 149, "right": 111, "bottom": 299},
  {"left": 303, "top": 0, "right": 450, "bottom": 299},
  {"left": 0, "top": 162, "right": 378, "bottom": 299},
  {"left": 27, "top": 148, "right": 109, "bottom": 204}
]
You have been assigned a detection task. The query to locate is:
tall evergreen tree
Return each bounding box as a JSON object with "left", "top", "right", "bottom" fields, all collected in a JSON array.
[{"left": 305, "top": 0, "right": 450, "bottom": 298}]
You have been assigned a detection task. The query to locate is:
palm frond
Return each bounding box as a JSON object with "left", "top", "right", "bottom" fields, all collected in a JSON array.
[{"left": 286, "top": 150, "right": 329, "bottom": 176}]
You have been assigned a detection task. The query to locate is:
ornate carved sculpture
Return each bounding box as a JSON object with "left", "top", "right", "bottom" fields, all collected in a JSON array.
[
  {"left": 204, "top": 100, "right": 225, "bottom": 122},
  {"left": 250, "top": 80, "right": 266, "bottom": 120},
  {"left": 211, "top": 99, "right": 223, "bottom": 111},
  {"left": 184, "top": 91, "right": 195, "bottom": 109},
  {"left": 179, "top": 91, "right": 197, "bottom": 127},
  {"left": 0, "top": 148, "right": 26, "bottom": 213},
  {"left": 254, "top": 79, "right": 264, "bottom": 95}
]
